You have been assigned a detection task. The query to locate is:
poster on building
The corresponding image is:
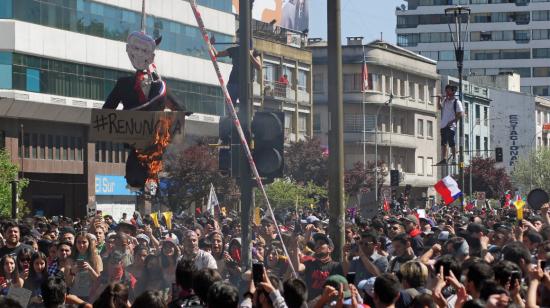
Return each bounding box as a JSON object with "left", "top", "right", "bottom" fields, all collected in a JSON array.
[
  {"left": 89, "top": 110, "right": 186, "bottom": 149},
  {"left": 233, "top": 0, "right": 309, "bottom": 33}
]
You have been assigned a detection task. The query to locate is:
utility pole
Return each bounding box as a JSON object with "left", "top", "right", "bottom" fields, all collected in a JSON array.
[
  {"left": 327, "top": 0, "right": 345, "bottom": 262},
  {"left": 238, "top": 0, "right": 253, "bottom": 270}
]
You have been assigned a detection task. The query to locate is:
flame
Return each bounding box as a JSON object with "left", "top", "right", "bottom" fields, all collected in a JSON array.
[{"left": 137, "top": 116, "right": 172, "bottom": 192}]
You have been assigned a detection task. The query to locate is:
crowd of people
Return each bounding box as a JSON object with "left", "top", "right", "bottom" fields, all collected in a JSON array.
[{"left": 0, "top": 200, "right": 548, "bottom": 308}]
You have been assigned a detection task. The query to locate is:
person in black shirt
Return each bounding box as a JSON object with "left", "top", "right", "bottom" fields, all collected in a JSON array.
[
  {"left": 292, "top": 232, "right": 343, "bottom": 301},
  {"left": 214, "top": 32, "right": 261, "bottom": 106},
  {"left": 0, "top": 222, "right": 32, "bottom": 260}
]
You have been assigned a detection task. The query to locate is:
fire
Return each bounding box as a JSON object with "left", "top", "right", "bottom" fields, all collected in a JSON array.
[{"left": 137, "top": 116, "right": 173, "bottom": 194}]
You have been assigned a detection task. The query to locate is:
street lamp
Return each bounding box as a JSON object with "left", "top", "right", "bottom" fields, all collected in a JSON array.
[{"left": 445, "top": 5, "right": 470, "bottom": 204}]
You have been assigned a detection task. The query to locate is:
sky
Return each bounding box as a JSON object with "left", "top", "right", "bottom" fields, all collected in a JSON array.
[{"left": 308, "top": 0, "right": 406, "bottom": 44}]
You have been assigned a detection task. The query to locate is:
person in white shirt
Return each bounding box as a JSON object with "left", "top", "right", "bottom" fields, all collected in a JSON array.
[
  {"left": 179, "top": 230, "right": 217, "bottom": 270},
  {"left": 437, "top": 84, "right": 464, "bottom": 165}
]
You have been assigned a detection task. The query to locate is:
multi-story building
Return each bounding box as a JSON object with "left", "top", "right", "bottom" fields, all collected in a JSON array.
[
  {"left": 311, "top": 38, "right": 439, "bottom": 203},
  {"left": 467, "top": 73, "right": 550, "bottom": 173},
  {"left": 396, "top": 0, "right": 550, "bottom": 96},
  {"left": 440, "top": 75, "right": 491, "bottom": 164},
  {"left": 0, "top": 0, "right": 235, "bottom": 218},
  {"left": 251, "top": 20, "right": 313, "bottom": 142}
]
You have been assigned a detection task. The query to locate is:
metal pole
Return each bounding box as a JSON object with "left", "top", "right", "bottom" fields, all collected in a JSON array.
[
  {"left": 20, "top": 124, "right": 24, "bottom": 179},
  {"left": 469, "top": 109, "right": 473, "bottom": 201},
  {"left": 327, "top": 0, "right": 345, "bottom": 262},
  {"left": 362, "top": 46, "right": 366, "bottom": 172},
  {"left": 375, "top": 114, "right": 378, "bottom": 204},
  {"left": 140, "top": 0, "right": 147, "bottom": 32},
  {"left": 238, "top": 0, "right": 253, "bottom": 269},
  {"left": 11, "top": 180, "right": 18, "bottom": 219}
]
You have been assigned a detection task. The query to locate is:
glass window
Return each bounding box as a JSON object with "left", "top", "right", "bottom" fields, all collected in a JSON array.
[
  {"left": 427, "top": 120, "right": 433, "bottom": 138},
  {"left": 417, "top": 156, "right": 424, "bottom": 176},
  {"left": 47, "top": 135, "right": 53, "bottom": 159},
  {"left": 55, "top": 136, "right": 61, "bottom": 160},
  {"left": 297, "top": 69, "right": 308, "bottom": 91},
  {"left": 39, "top": 134, "right": 45, "bottom": 159},
  {"left": 11, "top": 0, "right": 233, "bottom": 63},
  {"left": 62, "top": 136, "right": 68, "bottom": 160},
  {"left": 31, "top": 133, "right": 37, "bottom": 159},
  {"left": 427, "top": 158, "right": 433, "bottom": 176},
  {"left": 0, "top": 52, "right": 12, "bottom": 89},
  {"left": 465, "top": 134, "right": 470, "bottom": 152},
  {"left": 417, "top": 119, "right": 424, "bottom": 137}
]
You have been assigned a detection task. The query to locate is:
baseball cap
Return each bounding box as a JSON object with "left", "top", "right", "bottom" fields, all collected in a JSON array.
[
  {"left": 438, "top": 231, "right": 450, "bottom": 241},
  {"left": 136, "top": 234, "right": 151, "bottom": 245},
  {"left": 312, "top": 233, "right": 334, "bottom": 249},
  {"left": 324, "top": 275, "right": 351, "bottom": 299},
  {"left": 401, "top": 215, "right": 418, "bottom": 224},
  {"left": 357, "top": 277, "right": 376, "bottom": 297},
  {"left": 162, "top": 233, "right": 179, "bottom": 246}
]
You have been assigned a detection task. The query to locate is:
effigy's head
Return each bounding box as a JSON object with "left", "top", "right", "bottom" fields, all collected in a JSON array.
[{"left": 126, "top": 31, "right": 160, "bottom": 71}]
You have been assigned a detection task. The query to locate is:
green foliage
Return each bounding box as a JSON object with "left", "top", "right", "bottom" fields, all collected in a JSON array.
[
  {"left": 255, "top": 179, "right": 327, "bottom": 209},
  {"left": 163, "top": 140, "right": 239, "bottom": 212},
  {"left": 462, "top": 157, "right": 512, "bottom": 199},
  {"left": 0, "top": 149, "right": 29, "bottom": 218},
  {"left": 512, "top": 148, "right": 550, "bottom": 193}
]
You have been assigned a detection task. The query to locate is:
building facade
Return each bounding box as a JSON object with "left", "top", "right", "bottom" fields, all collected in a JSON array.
[
  {"left": 311, "top": 38, "right": 439, "bottom": 204},
  {"left": 396, "top": 0, "right": 550, "bottom": 96},
  {"left": 0, "top": 0, "right": 235, "bottom": 218},
  {"left": 252, "top": 20, "right": 313, "bottom": 142}
]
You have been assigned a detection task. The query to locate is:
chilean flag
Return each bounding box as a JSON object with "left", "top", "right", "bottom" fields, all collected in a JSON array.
[{"left": 434, "top": 176, "right": 462, "bottom": 205}]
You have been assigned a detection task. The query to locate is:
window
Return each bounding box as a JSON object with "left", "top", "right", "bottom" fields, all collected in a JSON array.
[
  {"left": 62, "top": 136, "right": 68, "bottom": 160},
  {"left": 417, "top": 156, "right": 425, "bottom": 176},
  {"left": 313, "top": 113, "right": 321, "bottom": 132},
  {"left": 55, "top": 136, "right": 61, "bottom": 160},
  {"left": 69, "top": 136, "right": 75, "bottom": 160},
  {"left": 427, "top": 120, "right": 433, "bottom": 138},
  {"left": 10, "top": 0, "right": 233, "bottom": 63},
  {"left": 464, "top": 103, "right": 469, "bottom": 123},
  {"left": 31, "top": 134, "right": 37, "bottom": 159},
  {"left": 483, "top": 107, "right": 488, "bottom": 126},
  {"left": 313, "top": 74, "right": 324, "bottom": 93},
  {"left": 297, "top": 69, "right": 308, "bottom": 91},
  {"left": 475, "top": 105, "right": 481, "bottom": 123},
  {"left": 409, "top": 82, "right": 416, "bottom": 99},
  {"left": 47, "top": 135, "right": 53, "bottom": 159},
  {"left": 39, "top": 134, "right": 45, "bottom": 159},
  {"left": 484, "top": 137, "right": 488, "bottom": 155},
  {"left": 77, "top": 138, "right": 83, "bottom": 161},
  {"left": 427, "top": 158, "right": 433, "bottom": 176},
  {"left": 23, "top": 133, "right": 30, "bottom": 158},
  {"left": 417, "top": 119, "right": 424, "bottom": 137},
  {"left": 465, "top": 134, "right": 470, "bottom": 153},
  {"left": 476, "top": 135, "right": 481, "bottom": 154},
  {"left": 298, "top": 115, "right": 307, "bottom": 134}
]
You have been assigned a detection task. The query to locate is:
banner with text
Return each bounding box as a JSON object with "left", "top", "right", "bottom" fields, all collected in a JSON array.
[{"left": 89, "top": 110, "right": 186, "bottom": 148}]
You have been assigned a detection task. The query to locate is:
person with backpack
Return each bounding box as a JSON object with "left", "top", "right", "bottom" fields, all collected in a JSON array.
[{"left": 437, "top": 84, "right": 464, "bottom": 165}]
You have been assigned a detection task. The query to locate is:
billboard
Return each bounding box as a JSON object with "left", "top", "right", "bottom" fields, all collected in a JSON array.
[{"left": 233, "top": 0, "right": 309, "bottom": 32}]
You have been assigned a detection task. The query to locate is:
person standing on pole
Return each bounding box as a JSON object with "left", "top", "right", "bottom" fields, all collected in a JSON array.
[
  {"left": 213, "top": 31, "right": 262, "bottom": 107},
  {"left": 437, "top": 84, "right": 464, "bottom": 165}
]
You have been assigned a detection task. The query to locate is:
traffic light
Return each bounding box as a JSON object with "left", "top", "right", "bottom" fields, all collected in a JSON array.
[
  {"left": 218, "top": 116, "right": 239, "bottom": 176},
  {"left": 495, "top": 147, "right": 503, "bottom": 162},
  {"left": 390, "top": 170, "right": 400, "bottom": 187},
  {"left": 251, "top": 111, "right": 285, "bottom": 180}
]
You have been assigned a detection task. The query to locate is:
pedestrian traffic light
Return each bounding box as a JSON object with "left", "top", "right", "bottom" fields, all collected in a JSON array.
[
  {"left": 495, "top": 147, "right": 503, "bottom": 162},
  {"left": 390, "top": 170, "right": 400, "bottom": 187},
  {"left": 251, "top": 111, "right": 285, "bottom": 180}
]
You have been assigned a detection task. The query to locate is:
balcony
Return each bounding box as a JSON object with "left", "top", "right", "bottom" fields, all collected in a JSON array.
[
  {"left": 264, "top": 80, "right": 295, "bottom": 100},
  {"left": 344, "top": 131, "right": 418, "bottom": 148}
]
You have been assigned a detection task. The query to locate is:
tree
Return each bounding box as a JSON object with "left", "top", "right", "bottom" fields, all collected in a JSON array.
[
  {"left": 0, "top": 149, "right": 29, "bottom": 218},
  {"left": 512, "top": 148, "right": 550, "bottom": 193},
  {"left": 285, "top": 138, "right": 328, "bottom": 187},
  {"left": 462, "top": 157, "right": 512, "bottom": 199},
  {"left": 255, "top": 179, "right": 327, "bottom": 209},
  {"left": 345, "top": 161, "right": 388, "bottom": 205},
  {"left": 162, "top": 140, "right": 239, "bottom": 213}
]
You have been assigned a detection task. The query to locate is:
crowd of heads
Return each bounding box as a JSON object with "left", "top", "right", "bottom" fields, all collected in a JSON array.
[{"left": 0, "top": 201, "right": 547, "bottom": 308}]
